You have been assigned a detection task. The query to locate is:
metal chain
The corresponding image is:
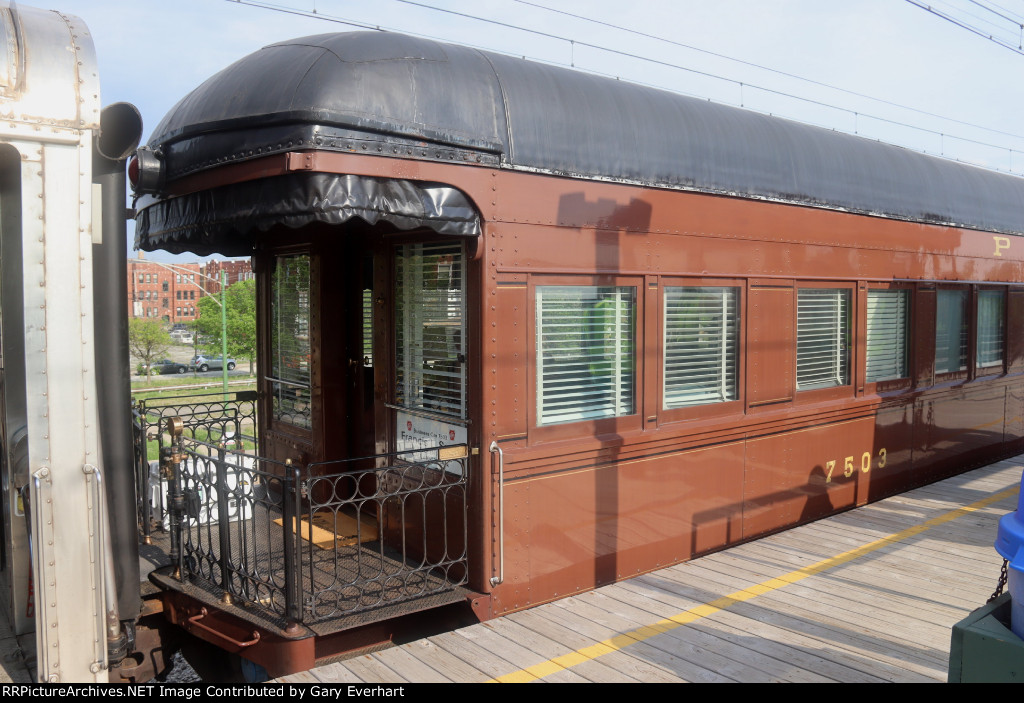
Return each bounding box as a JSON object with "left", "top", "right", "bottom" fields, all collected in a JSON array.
[{"left": 988, "top": 558, "right": 1009, "bottom": 603}]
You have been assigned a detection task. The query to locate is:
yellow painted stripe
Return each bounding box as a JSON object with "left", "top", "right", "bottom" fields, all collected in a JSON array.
[{"left": 488, "top": 481, "right": 1019, "bottom": 683}]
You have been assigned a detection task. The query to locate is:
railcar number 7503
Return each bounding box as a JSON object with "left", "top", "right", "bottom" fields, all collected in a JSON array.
[{"left": 824, "top": 448, "right": 887, "bottom": 483}]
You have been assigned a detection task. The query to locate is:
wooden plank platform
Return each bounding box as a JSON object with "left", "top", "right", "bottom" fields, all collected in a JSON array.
[{"left": 276, "top": 457, "right": 1023, "bottom": 683}]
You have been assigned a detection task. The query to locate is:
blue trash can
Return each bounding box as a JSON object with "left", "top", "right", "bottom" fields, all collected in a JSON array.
[{"left": 995, "top": 471, "right": 1024, "bottom": 640}]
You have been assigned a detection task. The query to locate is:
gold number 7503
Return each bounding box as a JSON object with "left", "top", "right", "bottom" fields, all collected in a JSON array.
[{"left": 825, "top": 448, "right": 886, "bottom": 483}]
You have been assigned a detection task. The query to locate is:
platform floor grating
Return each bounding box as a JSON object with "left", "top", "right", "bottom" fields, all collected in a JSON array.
[{"left": 145, "top": 502, "right": 466, "bottom": 636}]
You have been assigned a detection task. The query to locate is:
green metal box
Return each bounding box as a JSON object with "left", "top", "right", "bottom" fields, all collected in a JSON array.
[{"left": 949, "top": 594, "right": 1024, "bottom": 682}]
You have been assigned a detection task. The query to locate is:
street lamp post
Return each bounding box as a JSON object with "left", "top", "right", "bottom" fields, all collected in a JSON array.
[
  {"left": 220, "top": 269, "right": 228, "bottom": 399},
  {"left": 144, "top": 261, "right": 230, "bottom": 397}
]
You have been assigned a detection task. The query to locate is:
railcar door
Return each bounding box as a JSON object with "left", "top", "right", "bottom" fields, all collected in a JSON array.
[
  {"left": 256, "top": 230, "right": 471, "bottom": 614},
  {"left": 260, "top": 239, "right": 377, "bottom": 469},
  {"left": 380, "top": 239, "right": 469, "bottom": 577},
  {"left": 261, "top": 250, "right": 316, "bottom": 467},
  {"left": 391, "top": 240, "right": 468, "bottom": 450}
]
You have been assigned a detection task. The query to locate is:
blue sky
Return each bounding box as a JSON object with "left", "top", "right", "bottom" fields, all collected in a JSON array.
[{"left": 48, "top": 0, "right": 1024, "bottom": 260}]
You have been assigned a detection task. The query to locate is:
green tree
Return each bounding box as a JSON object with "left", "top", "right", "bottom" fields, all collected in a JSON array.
[
  {"left": 195, "top": 279, "right": 257, "bottom": 373},
  {"left": 128, "top": 318, "right": 171, "bottom": 375}
]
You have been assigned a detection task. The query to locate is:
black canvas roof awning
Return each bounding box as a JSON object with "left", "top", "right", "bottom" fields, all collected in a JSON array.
[
  {"left": 136, "top": 31, "right": 1024, "bottom": 253},
  {"left": 135, "top": 172, "right": 481, "bottom": 256}
]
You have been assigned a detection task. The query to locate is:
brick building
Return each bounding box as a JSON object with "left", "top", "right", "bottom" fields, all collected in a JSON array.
[
  {"left": 202, "top": 259, "right": 254, "bottom": 295},
  {"left": 126, "top": 256, "right": 203, "bottom": 325},
  {"left": 126, "top": 256, "right": 254, "bottom": 325}
]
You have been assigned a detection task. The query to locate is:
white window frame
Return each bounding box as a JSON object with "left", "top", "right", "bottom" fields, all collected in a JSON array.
[
  {"left": 395, "top": 241, "right": 466, "bottom": 420},
  {"left": 935, "top": 288, "right": 968, "bottom": 376},
  {"left": 977, "top": 289, "right": 1005, "bottom": 371},
  {"left": 663, "top": 286, "right": 739, "bottom": 409},
  {"left": 865, "top": 288, "right": 910, "bottom": 383},
  {"left": 796, "top": 287, "right": 851, "bottom": 391},
  {"left": 268, "top": 253, "right": 312, "bottom": 430},
  {"left": 535, "top": 284, "right": 636, "bottom": 426}
]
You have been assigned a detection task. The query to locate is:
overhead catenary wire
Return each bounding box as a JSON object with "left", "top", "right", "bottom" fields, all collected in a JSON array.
[
  {"left": 966, "top": 0, "right": 1024, "bottom": 48},
  {"left": 396, "top": 0, "right": 1024, "bottom": 163},
  {"left": 906, "top": 0, "right": 1024, "bottom": 54},
  {"left": 969, "top": 0, "right": 1024, "bottom": 29},
  {"left": 224, "top": 0, "right": 1024, "bottom": 173},
  {"left": 980, "top": 0, "right": 1024, "bottom": 23},
  {"left": 223, "top": 0, "right": 382, "bottom": 30},
  {"left": 514, "top": 0, "right": 1024, "bottom": 144},
  {"left": 944, "top": 0, "right": 1018, "bottom": 37}
]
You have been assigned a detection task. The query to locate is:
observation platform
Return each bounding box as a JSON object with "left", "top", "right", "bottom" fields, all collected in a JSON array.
[{"left": 276, "top": 456, "right": 1023, "bottom": 684}]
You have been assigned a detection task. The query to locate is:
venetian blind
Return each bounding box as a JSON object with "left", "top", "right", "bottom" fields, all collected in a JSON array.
[
  {"left": 536, "top": 286, "right": 635, "bottom": 425},
  {"left": 395, "top": 242, "right": 466, "bottom": 419},
  {"left": 977, "top": 290, "right": 1005, "bottom": 369},
  {"left": 935, "top": 289, "right": 968, "bottom": 374},
  {"left": 663, "top": 287, "right": 738, "bottom": 408},
  {"left": 269, "top": 254, "right": 312, "bottom": 428},
  {"left": 865, "top": 289, "right": 909, "bottom": 382},
  {"left": 362, "top": 287, "right": 373, "bottom": 368},
  {"left": 796, "top": 288, "right": 850, "bottom": 390}
]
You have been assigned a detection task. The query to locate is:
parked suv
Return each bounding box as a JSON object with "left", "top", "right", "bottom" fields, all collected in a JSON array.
[
  {"left": 190, "top": 355, "right": 236, "bottom": 372},
  {"left": 145, "top": 359, "right": 189, "bottom": 375}
]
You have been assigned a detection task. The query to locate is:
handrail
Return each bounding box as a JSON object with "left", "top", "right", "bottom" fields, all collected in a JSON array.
[
  {"left": 28, "top": 467, "right": 58, "bottom": 681},
  {"left": 489, "top": 441, "right": 504, "bottom": 587},
  {"left": 87, "top": 463, "right": 122, "bottom": 667},
  {"left": 187, "top": 608, "right": 261, "bottom": 648}
]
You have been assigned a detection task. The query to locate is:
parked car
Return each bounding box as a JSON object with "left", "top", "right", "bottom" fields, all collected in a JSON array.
[
  {"left": 190, "top": 355, "right": 236, "bottom": 372},
  {"left": 146, "top": 359, "right": 189, "bottom": 375}
]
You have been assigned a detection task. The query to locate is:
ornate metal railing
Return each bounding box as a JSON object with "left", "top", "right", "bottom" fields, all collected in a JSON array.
[
  {"left": 302, "top": 446, "right": 469, "bottom": 622},
  {"left": 156, "top": 418, "right": 468, "bottom": 628},
  {"left": 133, "top": 391, "right": 257, "bottom": 538},
  {"left": 168, "top": 434, "right": 302, "bottom": 625}
]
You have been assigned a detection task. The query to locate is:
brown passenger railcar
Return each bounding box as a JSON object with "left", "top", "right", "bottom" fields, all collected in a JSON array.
[{"left": 131, "top": 31, "right": 1024, "bottom": 675}]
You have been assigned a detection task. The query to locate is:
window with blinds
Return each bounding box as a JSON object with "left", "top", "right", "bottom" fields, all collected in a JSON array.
[
  {"left": 663, "top": 286, "right": 738, "bottom": 408},
  {"left": 977, "top": 289, "right": 1005, "bottom": 369},
  {"left": 269, "top": 254, "right": 312, "bottom": 429},
  {"left": 935, "top": 289, "right": 968, "bottom": 374},
  {"left": 362, "top": 287, "right": 373, "bottom": 368},
  {"left": 395, "top": 242, "right": 466, "bottom": 419},
  {"left": 536, "top": 286, "right": 635, "bottom": 425},
  {"left": 866, "top": 289, "right": 909, "bottom": 382},
  {"left": 796, "top": 288, "right": 850, "bottom": 390}
]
